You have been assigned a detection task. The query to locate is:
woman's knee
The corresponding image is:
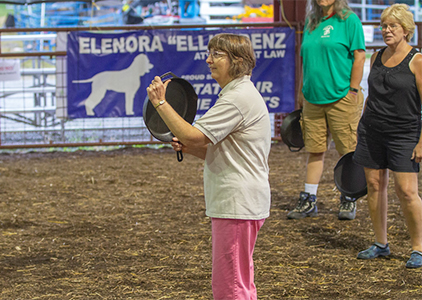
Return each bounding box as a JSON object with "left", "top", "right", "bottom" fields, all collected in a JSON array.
[
  {"left": 394, "top": 173, "right": 419, "bottom": 204},
  {"left": 395, "top": 185, "right": 419, "bottom": 204},
  {"left": 365, "top": 169, "right": 389, "bottom": 193},
  {"left": 366, "top": 177, "right": 384, "bottom": 193}
]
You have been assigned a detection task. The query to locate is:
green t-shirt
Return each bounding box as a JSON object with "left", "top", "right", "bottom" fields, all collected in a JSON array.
[{"left": 301, "top": 11, "right": 366, "bottom": 104}]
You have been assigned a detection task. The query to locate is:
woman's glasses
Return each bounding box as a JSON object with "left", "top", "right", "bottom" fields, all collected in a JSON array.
[
  {"left": 379, "top": 23, "right": 401, "bottom": 32},
  {"left": 206, "top": 50, "right": 228, "bottom": 59}
]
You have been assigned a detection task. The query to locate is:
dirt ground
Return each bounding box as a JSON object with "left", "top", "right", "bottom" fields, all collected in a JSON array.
[{"left": 0, "top": 142, "right": 421, "bottom": 299}]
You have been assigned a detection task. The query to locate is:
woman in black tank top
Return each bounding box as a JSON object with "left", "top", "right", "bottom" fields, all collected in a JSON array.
[{"left": 353, "top": 3, "right": 422, "bottom": 269}]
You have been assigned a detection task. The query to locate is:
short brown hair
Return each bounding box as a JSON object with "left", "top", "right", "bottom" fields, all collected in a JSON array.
[{"left": 208, "top": 33, "right": 256, "bottom": 79}]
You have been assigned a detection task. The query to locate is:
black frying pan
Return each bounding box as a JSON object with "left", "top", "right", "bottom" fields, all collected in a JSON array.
[
  {"left": 280, "top": 109, "right": 304, "bottom": 152},
  {"left": 143, "top": 72, "right": 198, "bottom": 162},
  {"left": 334, "top": 151, "right": 367, "bottom": 199}
]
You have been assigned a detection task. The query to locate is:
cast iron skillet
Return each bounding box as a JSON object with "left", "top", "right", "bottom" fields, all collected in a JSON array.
[
  {"left": 143, "top": 72, "right": 198, "bottom": 162},
  {"left": 334, "top": 151, "right": 367, "bottom": 199},
  {"left": 280, "top": 109, "right": 304, "bottom": 152}
]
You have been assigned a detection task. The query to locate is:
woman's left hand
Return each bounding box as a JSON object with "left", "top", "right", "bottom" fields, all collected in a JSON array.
[
  {"left": 146, "top": 76, "right": 171, "bottom": 107},
  {"left": 411, "top": 142, "right": 422, "bottom": 163},
  {"left": 171, "top": 137, "right": 183, "bottom": 152}
]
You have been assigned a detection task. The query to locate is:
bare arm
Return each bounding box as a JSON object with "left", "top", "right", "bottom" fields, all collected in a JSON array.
[
  {"left": 171, "top": 137, "right": 208, "bottom": 160},
  {"left": 298, "top": 70, "right": 304, "bottom": 108},
  {"left": 146, "top": 76, "right": 211, "bottom": 159},
  {"left": 409, "top": 53, "right": 422, "bottom": 163},
  {"left": 350, "top": 49, "right": 366, "bottom": 92}
]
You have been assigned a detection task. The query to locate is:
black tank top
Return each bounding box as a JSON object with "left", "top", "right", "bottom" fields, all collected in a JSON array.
[{"left": 362, "top": 47, "right": 421, "bottom": 133}]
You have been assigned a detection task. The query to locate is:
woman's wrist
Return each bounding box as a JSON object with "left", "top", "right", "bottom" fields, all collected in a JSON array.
[
  {"left": 349, "top": 86, "right": 359, "bottom": 93},
  {"left": 154, "top": 99, "right": 166, "bottom": 109}
]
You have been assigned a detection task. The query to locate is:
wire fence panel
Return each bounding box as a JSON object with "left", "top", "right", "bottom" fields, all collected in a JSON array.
[
  {"left": 0, "top": 59, "right": 281, "bottom": 148},
  {"left": 3, "top": 20, "right": 412, "bottom": 150},
  {"left": 0, "top": 57, "right": 280, "bottom": 148},
  {"left": 0, "top": 55, "right": 164, "bottom": 148},
  {"left": 0, "top": 25, "right": 292, "bottom": 149},
  {"left": 0, "top": 61, "right": 281, "bottom": 148},
  {"left": 3, "top": 2, "right": 408, "bottom": 151}
]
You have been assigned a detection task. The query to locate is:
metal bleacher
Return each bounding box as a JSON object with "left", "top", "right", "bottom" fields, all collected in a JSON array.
[
  {"left": 199, "top": 0, "right": 244, "bottom": 23},
  {"left": 12, "top": 1, "right": 123, "bottom": 28},
  {"left": 350, "top": 0, "right": 422, "bottom": 21},
  {"left": 0, "top": 67, "right": 57, "bottom": 127},
  {"left": 349, "top": 0, "right": 422, "bottom": 47},
  {"left": 2, "top": 1, "right": 125, "bottom": 130}
]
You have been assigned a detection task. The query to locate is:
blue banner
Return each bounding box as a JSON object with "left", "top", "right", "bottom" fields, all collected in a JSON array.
[{"left": 67, "top": 28, "right": 295, "bottom": 118}]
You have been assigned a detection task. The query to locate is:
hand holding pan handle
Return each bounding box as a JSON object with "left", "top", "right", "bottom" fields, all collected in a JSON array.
[
  {"left": 143, "top": 71, "right": 198, "bottom": 162},
  {"left": 170, "top": 137, "right": 184, "bottom": 162}
]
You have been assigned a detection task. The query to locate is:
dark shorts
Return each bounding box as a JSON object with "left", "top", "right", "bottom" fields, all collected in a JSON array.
[{"left": 353, "top": 121, "right": 420, "bottom": 173}]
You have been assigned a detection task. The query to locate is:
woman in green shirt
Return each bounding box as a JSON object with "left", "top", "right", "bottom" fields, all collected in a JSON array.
[{"left": 287, "top": 0, "right": 366, "bottom": 221}]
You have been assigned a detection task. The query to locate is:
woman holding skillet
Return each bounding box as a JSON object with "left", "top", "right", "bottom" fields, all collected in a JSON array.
[
  {"left": 287, "top": 0, "right": 366, "bottom": 221},
  {"left": 354, "top": 4, "right": 422, "bottom": 268},
  {"left": 147, "top": 33, "right": 271, "bottom": 299}
]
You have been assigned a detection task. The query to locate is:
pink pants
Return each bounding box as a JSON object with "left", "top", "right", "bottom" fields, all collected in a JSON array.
[{"left": 211, "top": 218, "right": 265, "bottom": 300}]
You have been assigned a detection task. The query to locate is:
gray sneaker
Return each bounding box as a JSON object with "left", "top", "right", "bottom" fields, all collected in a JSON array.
[
  {"left": 338, "top": 195, "right": 356, "bottom": 220},
  {"left": 357, "top": 243, "right": 390, "bottom": 259},
  {"left": 406, "top": 251, "right": 422, "bottom": 268},
  {"left": 287, "top": 192, "right": 318, "bottom": 219}
]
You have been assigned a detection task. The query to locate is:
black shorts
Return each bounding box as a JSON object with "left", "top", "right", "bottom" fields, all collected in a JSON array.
[{"left": 353, "top": 121, "right": 420, "bottom": 173}]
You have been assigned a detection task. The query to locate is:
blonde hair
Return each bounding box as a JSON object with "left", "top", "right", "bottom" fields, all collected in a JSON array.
[
  {"left": 208, "top": 33, "right": 256, "bottom": 79},
  {"left": 306, "top": 0, "right": 352, "bottom": 32},
  {"left": 381, "top": 3, "right": 415, "bottom": 42}
]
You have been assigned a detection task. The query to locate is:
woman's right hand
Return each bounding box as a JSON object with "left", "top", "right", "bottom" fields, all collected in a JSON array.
[
  {"left": 411, "top": 141, "right": 422, "bottom": 163},
  {"left": 146, "top": 76, "right": 171, "bottom": 108}
]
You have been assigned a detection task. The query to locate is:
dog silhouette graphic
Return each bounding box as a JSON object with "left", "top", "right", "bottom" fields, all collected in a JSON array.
[{"left": 73, "top": 54, "right": 154, "bottom": 116}]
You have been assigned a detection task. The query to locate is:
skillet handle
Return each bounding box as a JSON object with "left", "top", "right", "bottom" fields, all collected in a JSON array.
[
  {"left": 160, "top": 72, "right": 178, "bottom": 81},
  {"left": 288, "top": 146, "right": 303, "bottom": 152},
  {"left": 177, "top": 150, "right": 183, "bottom": 162}
]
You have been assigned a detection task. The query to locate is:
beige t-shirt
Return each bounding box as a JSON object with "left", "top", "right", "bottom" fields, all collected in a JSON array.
[{"left": 194, "top": 76, "right": 271, "bottom": 220}]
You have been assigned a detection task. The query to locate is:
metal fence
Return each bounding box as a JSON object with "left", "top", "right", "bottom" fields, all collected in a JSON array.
[
  {"left": 0, "top": 21, "right": 420, "bottom": 150},
  {"left": 0, "top": 51, "right": 157, "bottom": 149},
  {"left": 0, "top": 23, "right": 295, "bottom": 149}
]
